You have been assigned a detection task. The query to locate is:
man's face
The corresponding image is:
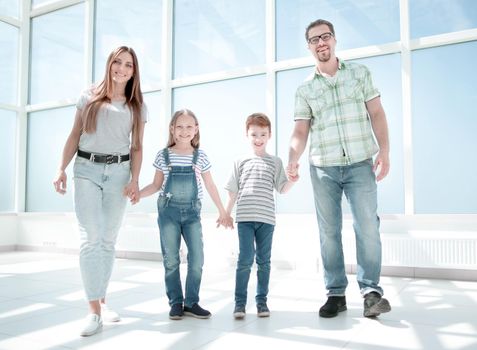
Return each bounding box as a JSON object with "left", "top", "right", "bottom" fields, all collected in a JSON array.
[{"left": 307, "top": 24, "right": 336, "bottom": 63}]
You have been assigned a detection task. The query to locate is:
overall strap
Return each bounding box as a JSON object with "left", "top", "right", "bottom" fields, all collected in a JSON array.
[
  {"left": 192, "top": 148, "right": 199, "bottom": 165},
  {"left": 162, "top": 148, "right": 171, "bottom": 166}
]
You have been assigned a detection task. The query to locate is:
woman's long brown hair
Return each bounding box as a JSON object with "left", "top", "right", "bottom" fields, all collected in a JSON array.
[{"left": 82, "top": 46, "right": 144, "bottom": 151}]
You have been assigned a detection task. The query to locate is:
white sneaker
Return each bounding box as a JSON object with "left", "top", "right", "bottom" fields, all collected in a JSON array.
[
  {"left": 80, "top": 314, "right": 103, "bottom": 337},
  {"left": 101, "top": 303, "right": 121, "bottom": 322}
]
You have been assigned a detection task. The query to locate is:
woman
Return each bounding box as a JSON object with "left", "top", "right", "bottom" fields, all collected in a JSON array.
[{"left": 53, "top": 46, "right": 147, "bottom": 336}]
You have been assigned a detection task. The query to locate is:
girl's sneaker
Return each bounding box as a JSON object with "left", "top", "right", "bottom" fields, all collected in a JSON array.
[
  {"left": 169, "top": 303, "right": 184, "bottom": 320},
  {"left": 183, "top": 303, "right": 211, "bottom": 319}
]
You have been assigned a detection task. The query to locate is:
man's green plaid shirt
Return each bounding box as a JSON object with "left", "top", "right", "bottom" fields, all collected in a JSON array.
[{"left": 294, "top": 59, "right": 380, "bottom": 167}]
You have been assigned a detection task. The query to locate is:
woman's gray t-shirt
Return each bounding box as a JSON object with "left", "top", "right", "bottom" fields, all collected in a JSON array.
[{"left": 76, "top": 89, "right": 148, "bottom": 155}]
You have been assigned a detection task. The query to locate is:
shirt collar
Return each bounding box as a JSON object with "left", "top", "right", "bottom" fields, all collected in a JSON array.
[{"left": 314, "top": 58, "right": 344, "bottom": 77}]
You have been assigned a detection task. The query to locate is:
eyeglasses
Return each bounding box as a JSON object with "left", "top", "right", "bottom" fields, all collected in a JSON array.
[{"left": 308, "top": 32, "right": 334, "bottom": 45}]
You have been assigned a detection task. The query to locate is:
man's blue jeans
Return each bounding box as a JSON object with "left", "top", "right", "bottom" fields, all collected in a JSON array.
[
  {"left": 310, "top": 158, "right": 383, "bottom": 296},
  {"left": 235, "top": 221, "right": 274, "bottom": 306}
]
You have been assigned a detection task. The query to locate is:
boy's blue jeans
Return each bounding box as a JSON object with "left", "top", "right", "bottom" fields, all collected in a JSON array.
[
  {"left": 157, "top": 197, "right": 204, "bottom": 307},
  {"left": 235, "top": 221, "right": 275, "bottom": 306},
  {"left": 309, "top": 158, "right": 384, "bottom": 297}
]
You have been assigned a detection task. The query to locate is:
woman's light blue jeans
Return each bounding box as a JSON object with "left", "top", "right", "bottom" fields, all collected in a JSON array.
[
  {"left": 73, "top": 157, "right": 130, "bottom": 301},
  {"left": 235, "top": 221, "right": 274, "bottom": 306},
  {"left": 310, "top": 158, "right": 383, "bottom": 296}
]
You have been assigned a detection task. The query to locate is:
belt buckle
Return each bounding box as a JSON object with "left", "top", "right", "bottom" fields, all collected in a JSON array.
[
  {"left": 89, "top": 153, "right": 95, "bottom": 162},
  {"left": 106, "top": 155, "right": 115, "bottom": 164}
]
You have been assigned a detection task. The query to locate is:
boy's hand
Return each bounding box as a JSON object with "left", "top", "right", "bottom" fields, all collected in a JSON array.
[
  {"left": 216, "top": 214, "right": 234, "bottom": 229},
  {"left": 287, "top": 163, "right": 300, "bottom": 182}
]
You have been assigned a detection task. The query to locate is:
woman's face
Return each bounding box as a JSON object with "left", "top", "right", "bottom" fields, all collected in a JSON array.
[{"left": 110, "top": 51, "right": 134, "bottom": 85}]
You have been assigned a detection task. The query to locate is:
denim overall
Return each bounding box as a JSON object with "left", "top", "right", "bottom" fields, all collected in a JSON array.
[{"left": 157, "top": 148, "right": 204, "bottom": 307}]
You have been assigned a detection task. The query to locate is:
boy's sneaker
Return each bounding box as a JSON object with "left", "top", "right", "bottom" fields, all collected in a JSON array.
[
  {"left": 183, "top": 303, "right": 211, "bottom": 319},
  {"left": 233, "top": 305, "right": 246, "bottom": 319},
  {"left": 100, "top": 303, "right": 120, "bottom": 322},
  {"left": 363, "top": 292, "right": 391, "bottom": 317},
  {"left": 256, "top": 303, "right": 270, "bottom": 317},
  {"left": 319, "top": 296, "right": 347, "bottom": 318},
  {"left": 80, "top": 314, "right": 103, "bottom": 337},
  {"left": 169, "top": 303, "right": 184, "bottom": 320}
]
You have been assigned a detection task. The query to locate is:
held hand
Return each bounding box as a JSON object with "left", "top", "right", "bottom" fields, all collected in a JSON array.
[
  {"left": 373, "top": 151, "right": 390, "bottom": 182},
  {"left": 53, "top": 170, "right": 67, "bottom": 195},
  {"left": 223, "top": 215, "right": 234, "bottom": 229},
  {"left": 124, "top": 181, "right": 140, "bottom": 204},
  {"left": 287, "top": 162, "right": 300, "bottom": 182},
  {"left": 216, "top": 214, "right": 234, "bottom": 229}
]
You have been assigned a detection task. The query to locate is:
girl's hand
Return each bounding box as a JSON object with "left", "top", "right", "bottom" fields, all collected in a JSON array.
[
  {"left": 53, "top": 170, "right": 67, "bottom": 195},
  {"left": 216, "top": 214, "right": 234, "bottom": 229},
  {"left": 124, "top": 181, "right": 140, "bottom": 204}
]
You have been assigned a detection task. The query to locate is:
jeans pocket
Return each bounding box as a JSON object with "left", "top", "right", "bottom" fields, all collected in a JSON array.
[
  {"left": 157, "top": 196, "right": 167, "bottom": 210},
  {"left": 193, "top": 200, "right": 202, "bottom": 217}
]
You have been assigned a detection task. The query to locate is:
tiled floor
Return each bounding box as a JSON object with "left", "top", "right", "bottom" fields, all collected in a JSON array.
[{"left": 0, "top": 251, "right": 476, "bottom": 350}]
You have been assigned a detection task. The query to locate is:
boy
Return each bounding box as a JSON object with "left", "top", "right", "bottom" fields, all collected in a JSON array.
[{"left": 225, "top": 113, "right": 297, "bottom": 319}]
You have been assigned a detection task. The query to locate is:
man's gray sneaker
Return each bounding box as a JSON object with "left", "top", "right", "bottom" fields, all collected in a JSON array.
[{"left": 363, "top": 292, "right": 391, "bottom": 317}]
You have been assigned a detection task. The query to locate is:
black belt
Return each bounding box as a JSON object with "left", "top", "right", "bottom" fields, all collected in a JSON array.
[{"left": 77, "top": 150, "right": 130, "bottom": 164}]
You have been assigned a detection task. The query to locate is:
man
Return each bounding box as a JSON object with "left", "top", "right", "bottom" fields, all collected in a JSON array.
[{"left": 288, "top": 19, "right": 391, "bottom": 318}]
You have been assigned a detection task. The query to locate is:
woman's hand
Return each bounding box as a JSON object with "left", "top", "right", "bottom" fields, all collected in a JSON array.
[
  {"left": 53, "top": 170, "right": 67, "bottom": 195},
  {"left": 124, "top": 181, "right": 140, "bottom": 204}
]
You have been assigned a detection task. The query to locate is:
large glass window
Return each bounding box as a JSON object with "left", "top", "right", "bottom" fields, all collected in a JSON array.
[
  {"left": 95, "top": 0, "right": 162, "bottom": 91},
  {"left": 276, "top": 0, "right": 400, "bottom": 61},
  {"left": 0, "top": 109, "right": 16, "bottom": 212},
  {"left": 354, "top": 54, "right": 404, "bottom": 214},
  {"left": 276, "top": 67, "right": 315, "bottom": 213},
  {"left": 173, "top": 0, "right": 265, "bottom": 78},
  {"left": 29, "top": 4, "right": 84, "bottom": 104},
  {"left": 412, "top": 41, "right": 477, "bottom": 214},
  {"left": 26, "top": 106, "right": 75, "bottom": 212},
  {"left": 173, "top": 75, "right": 267, "bottom": 212},
  {"left": 410, "top": 0, "right": 477, "bottom": 39},
  {"left": 31, "top": 0, "right": 53, "bottom": 8},
  {"left": 0, "top": 21, "right": 18, "bottom": 105},
  {"left": 0, "top": 0, "right": 19, "bottom": 18}
]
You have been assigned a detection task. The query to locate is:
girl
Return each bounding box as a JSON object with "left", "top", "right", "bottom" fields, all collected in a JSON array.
[
  {"left": 138, "top": 109, "right": 231, "bottom": 320},
  {"left": 53, "top": 46, "right": 147, "bottom": 336}
]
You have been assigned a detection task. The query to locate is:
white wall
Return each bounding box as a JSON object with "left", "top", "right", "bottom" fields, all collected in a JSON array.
[{"left": 2, "top": 213, "right": 476, "bottom": 281}]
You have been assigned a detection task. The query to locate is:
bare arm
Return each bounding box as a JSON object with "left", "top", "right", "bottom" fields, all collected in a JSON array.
[
  {"left": 53, "top": 108, "right": 83, "bottom": 194},
  {"left": 138, "top": 170, "right": 164, "bottom": 200},
  {"left": 279, "top": 179, "right": 297, "bottom": 194},
  {"left": 287, "top": 119, "right": 310, "bottom": 180},
  {"left": 124, "top": 121, "right": 146, "bottom": 203},
  {"left": 366, "top": 96, "right": 390, "bottom": 181},
  {"left": 202, "top": 171, "right": 233, "bottom": 228},
  {"left": 225, "top": 191, "right": 237, "bottom": 215},
  {"left": 202, "top": 171, "right": 226, "bottom": 213},
  {"left": 223, "top": 191, "right": 237, "bottom": 229}
]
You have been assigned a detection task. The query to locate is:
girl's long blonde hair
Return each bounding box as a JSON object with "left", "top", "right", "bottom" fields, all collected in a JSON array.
[
  {"left": 167, "top": 109, "right": 200, "bottom": 149},
  {"left": 82, "top": 46, "right": 144, "bottom": 151}
]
